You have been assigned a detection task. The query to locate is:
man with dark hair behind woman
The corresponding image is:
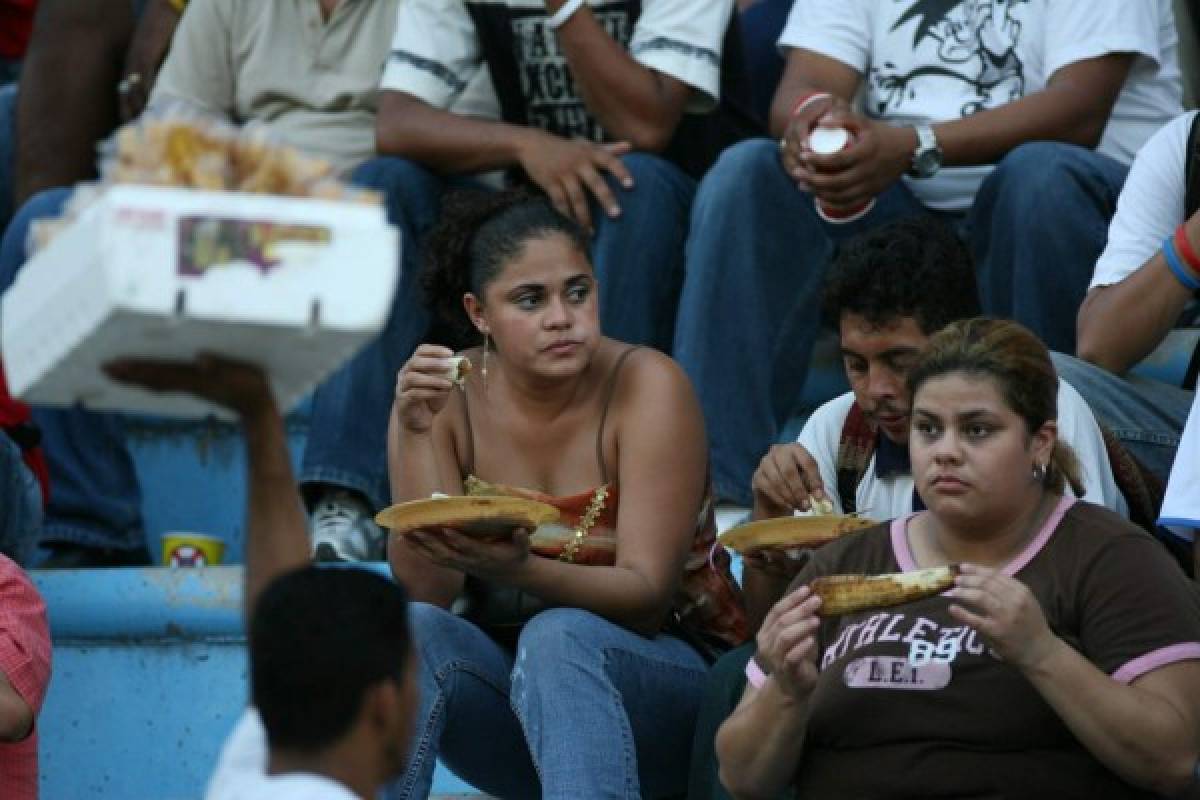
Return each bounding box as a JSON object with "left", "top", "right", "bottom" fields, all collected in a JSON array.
[
  {"left": 387, "top": 187, "right": 744, "bottom": 798},
  {"left": 105, "top": 357, "right": 417, "bottom": 800}
]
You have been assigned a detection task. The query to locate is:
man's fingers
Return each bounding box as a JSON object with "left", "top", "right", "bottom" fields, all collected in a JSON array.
[
  {"left": 579, "top": 164, "right": 621, "bottom": 218},
  {"left": 545, "top": 184, "right": 573, "bottom": 223},
  {"left": 105, "top": 360, "right": 205, "bottom": 395},
  {"left": 562, "top": 178, "right": 593, "bottom": 232},
  {"left": 597, "top": 146, "right": 635, "bottom": 189}
]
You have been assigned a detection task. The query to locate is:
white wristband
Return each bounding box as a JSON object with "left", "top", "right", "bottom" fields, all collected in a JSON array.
[
  {"left": 745, "top": 656, "right": 769, "bottom": 689},
  {"left": 547, "top": 0, "right": 586, "bottom": 30}
]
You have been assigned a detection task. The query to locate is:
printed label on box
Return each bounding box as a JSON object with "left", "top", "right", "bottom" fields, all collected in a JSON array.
[{"left": 178, "top": 216, "right": 331, "bottom": 277}]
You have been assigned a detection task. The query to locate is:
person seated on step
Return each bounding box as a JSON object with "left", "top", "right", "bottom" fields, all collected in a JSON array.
[
  {"left": 1076, "top": 109, "right": 1200, "bottom": 484},
  {"left": 717, "top": 317, "right": 1200, "bottom": 800},
  {"left": 384, "top": 188, "right": 746, "bottom": 799},
  {"left": 106, "top": 356, "right": 418, "bottom": 800},
  {"left": 688, "top": 215, "right": 1153, "bottom": 800}
]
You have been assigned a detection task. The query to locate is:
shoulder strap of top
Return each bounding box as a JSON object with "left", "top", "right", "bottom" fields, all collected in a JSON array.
[{"left": 595, "top": 346, "right": 643, "bottom": 485}]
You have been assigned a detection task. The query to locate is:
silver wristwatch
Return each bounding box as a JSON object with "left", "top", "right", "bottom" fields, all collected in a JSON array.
[{"left": 908, "top": 124, "right": 943, "bottom": 179}]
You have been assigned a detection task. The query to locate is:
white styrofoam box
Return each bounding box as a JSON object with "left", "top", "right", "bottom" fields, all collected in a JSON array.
[{"left": 1, "top": 185, "right": 399, "bottom": 418}]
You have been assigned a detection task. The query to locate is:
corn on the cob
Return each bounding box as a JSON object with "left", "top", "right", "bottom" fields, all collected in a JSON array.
[{"left": 811, "top": 565, "right": 958, "bottom": 616}]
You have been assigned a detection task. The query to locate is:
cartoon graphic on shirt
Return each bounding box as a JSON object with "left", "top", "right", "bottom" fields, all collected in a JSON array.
[{"left": 869, "top": 0, "right": 1028, "bottom": 117}]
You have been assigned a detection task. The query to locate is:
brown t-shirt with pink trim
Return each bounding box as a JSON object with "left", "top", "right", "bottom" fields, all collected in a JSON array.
[{"left": 782, "top": 496, "right": 1200, "bottom": 799}]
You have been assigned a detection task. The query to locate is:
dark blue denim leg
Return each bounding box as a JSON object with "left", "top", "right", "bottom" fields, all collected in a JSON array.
[
  {"left": 1, "top": 188, "right": 145, "bottom": 551},
  {"left": 673, "top": 139, "right": 928, "bottom": 505},
  {"left": 969, "top": 142, "right": 1128, "bottom": 354},
  {"left": 0, "top": 82, "right": 16, "bottom": 234},
  {"left": 1051, "top": 352, "right": 1193, "bottom": 484},
  {"left": 299, "top": 157, "right": 446, "bottom": 511},
  {"left": 590, "top": 152, "right": 694, "bottom": 352}
]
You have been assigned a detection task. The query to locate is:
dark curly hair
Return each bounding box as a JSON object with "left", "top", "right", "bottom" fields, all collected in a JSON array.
[
  {"left": 422, "top": 188, "right": 590, "bottom": 343},
  {"left": 821, "top": 215, "right": 981, "bottom": 334}
]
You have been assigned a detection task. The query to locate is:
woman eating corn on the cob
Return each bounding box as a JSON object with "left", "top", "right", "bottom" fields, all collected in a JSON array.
[{"left": 716, "top": 319, "right": 1200, "bottom": 799}]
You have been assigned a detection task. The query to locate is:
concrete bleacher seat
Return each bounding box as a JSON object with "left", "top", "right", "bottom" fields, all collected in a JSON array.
[{"left": 33, "top": 563, "right": 484, "bottom": 798}]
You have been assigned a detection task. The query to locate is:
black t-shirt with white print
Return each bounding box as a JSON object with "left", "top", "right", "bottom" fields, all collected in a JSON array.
[
  {"left": 781, "top": 496, "right": 1200, "bottom": 799},
  {"left": 384, "top": 0, "right": 759, "bottom": 178}
]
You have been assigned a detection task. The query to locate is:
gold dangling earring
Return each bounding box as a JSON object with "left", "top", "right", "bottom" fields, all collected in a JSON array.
[{"left": 482, "top": 333, "right": 490, "bottom": 395}]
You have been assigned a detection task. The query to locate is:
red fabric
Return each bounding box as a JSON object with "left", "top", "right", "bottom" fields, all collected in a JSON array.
[
  {"left": 0, "top": 0, "right": 37, "bottom": 61},
  {"left": 0, "top": 554, "right": 51, "bottom": 800},
  {"left": 0, "top": 363, "right": 48, "bottom": 506}
]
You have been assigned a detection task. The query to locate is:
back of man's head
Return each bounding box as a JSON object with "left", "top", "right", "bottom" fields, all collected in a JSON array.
[
  {"left": 249, "top": 566, "right": 411, "bottom": 753},
  {"left": 822, "top": 216, "right": 982, "bottom": 335}
]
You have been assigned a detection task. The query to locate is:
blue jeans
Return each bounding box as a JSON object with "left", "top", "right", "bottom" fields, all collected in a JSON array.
[
  {"left": 302, "top": 155, "right": 693, "bottom": 510},
  {"left": 0, "top": 188, "right": 144, "bottom": 551},
  {"left": 676, "top": 138, "right": 1126, "bottom": 506},
  {"left": 389, "top": 603, "right": 708, "bottom": 800},
  {"left": 0, "top": 433, "right": 42, "bottom": 566},
  {"left": 1051, "top": 352, "right": 1193, "bottom": 484}
]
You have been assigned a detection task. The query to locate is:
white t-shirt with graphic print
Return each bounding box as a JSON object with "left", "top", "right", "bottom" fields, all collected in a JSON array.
[
  {"left": 795, "top": 384, "right": 1127, "bottom": 520},
  {"left": 780, "top": 0, "right": 1181, "bottom": 211},
  {"left": 383, "top": 0, "right": 732, "bottom": 142}
]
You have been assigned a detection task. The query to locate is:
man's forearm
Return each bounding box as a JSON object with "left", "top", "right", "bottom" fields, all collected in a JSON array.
[
  {"left": 932, "top": 54, "right": 1133, "bottom": 168},
  {"left": 241, "top": 400, "right": 309, "bottom": 616},
  {"left": 547, "top": 0, "right": 688, "bottom": 151},
  {"left": 1077, "top": 214, "right": 1200, "bottom": 373},
  {"left": 376, "top": 92, "right": 538, "bottom": 175}
]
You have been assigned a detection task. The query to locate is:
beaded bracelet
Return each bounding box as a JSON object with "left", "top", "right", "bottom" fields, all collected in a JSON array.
[{"left": 1162, "top": 235, "right": 1200, "bottom": 292}]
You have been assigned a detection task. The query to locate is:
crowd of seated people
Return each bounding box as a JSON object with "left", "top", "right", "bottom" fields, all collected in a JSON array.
[{"left": 2, "top": 0, "right": 1200, "bottom": 798}]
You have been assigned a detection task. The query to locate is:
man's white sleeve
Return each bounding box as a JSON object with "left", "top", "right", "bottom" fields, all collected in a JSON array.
[
  {"left": 777, "top": 0, "right": 871, "bottom": 75},
  {"left": 1058, "top": 380, "right": 1128, "bottom": 517},
  {"left": 1044, "top": 1, "right": 1163, "bottom": 79},
  {"left": 632, "top": 0, "right": 734, "bottom": 112},
  {"left": 795, "top": 394, "right": 857, "bottom": 516},
  {"left": 148, "top": 0, "right": 236, "bottom": 121},
  {"left": 1091, "top": 112, "right": 1194, "bottom": 290},
  {"left": 381, "top": 0, "right": 481, "bottom": 109}
]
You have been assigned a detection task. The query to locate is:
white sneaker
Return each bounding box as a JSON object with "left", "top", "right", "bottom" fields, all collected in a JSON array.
[{"left": 310, "top": 490, "right": 386, "bottom": 562}]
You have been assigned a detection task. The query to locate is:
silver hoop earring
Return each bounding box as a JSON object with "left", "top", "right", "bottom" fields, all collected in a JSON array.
[{"left": 1031, "top": 462, "right": 1047, "bottom": 482}]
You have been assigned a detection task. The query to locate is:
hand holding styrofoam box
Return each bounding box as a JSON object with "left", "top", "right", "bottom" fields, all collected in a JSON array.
[{"left": 1, "top": 185, "right": 398, "bottom": 418}]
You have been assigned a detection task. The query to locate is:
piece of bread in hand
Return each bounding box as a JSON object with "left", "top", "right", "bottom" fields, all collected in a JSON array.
[{"left": 447, "top": 355, "right": 472, "bottom": 388}]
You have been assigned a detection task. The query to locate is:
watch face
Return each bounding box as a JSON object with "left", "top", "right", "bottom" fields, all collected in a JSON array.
[{"left": 912, "top": 148, "right": 942, "bottom": 178}]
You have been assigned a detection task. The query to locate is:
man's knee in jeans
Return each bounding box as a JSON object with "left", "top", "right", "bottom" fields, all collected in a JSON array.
[
  {"left": 983, "top": 141, "right": 1124, "bottom": 215},
  {"left": 0, "top": 436, "right": 41, "bottom": 565},
  {"left": 1, "top": 187, "right": 73, "bottom": 289},
  {"left": 695, "top": 138, "right": 787, "bottom": 204}
]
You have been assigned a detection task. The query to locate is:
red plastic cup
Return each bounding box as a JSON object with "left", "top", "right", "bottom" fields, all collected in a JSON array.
[{"left": 807, "top": 126, "right": 876, "bottom": 224}]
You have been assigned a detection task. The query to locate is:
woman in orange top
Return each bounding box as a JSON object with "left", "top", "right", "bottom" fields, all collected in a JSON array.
[{"left": 386, "top": 189, "right": 744, "bottom": 800}]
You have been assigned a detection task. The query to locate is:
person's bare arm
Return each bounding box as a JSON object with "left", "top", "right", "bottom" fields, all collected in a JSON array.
[
  {"left": 1077, "top": 214, "right": 1199, "bottom": 374},
  {"left": 769, "top": 49, "right": 861, "bottom": 140},
  {"left": 118, "top": 0, "right": 184, "bottom": 121},
  {"left": 547, "top": 0, "right": 692, "bottom": 151},
  {"left": 716, "top": 587, "right": 823, "bottom": 798},
  {"left": 952, "top": 565, "right": 1200, "bottom": 796},
  {"left": 387, "top": 345, "right": 471, "bottom": 607},
  {"left": 376, "top": 92, "right": 633, "bottom": 230},
  {"left": 105, "top": 358, "right": 309, "bottom": 616},
  {"left": 0, "top": 671, "right": 33, "bottom": 743},
  {"left": 14, "top": 0, "right": 135, "bottom": 203},
  {"left": 798, "top": 53, "right": 1135, "bottom": 209}
]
